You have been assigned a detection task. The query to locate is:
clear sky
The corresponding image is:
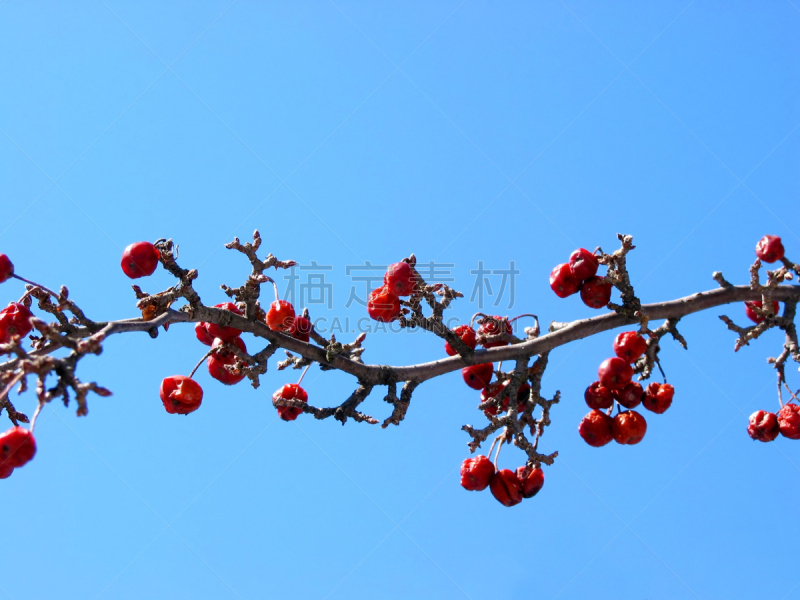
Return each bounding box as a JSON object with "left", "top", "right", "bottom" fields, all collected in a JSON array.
[{"left": 1, "top": 1, "right": 799, "bottom": 599}]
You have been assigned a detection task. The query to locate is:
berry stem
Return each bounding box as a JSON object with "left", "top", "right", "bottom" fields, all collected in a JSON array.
[
  {"left": 30, "top": 400, "right": 44, "bottom": 433},
  {"left": 13, "top": 274, "right": 60, "bottom": 301},
  {"left": 297, "top": 363, "right": 311, "bottom": 386},
  {"left": 261, "top": 276, "right": 281, "bottom": 302},
  {"left": 655, "top": 358, "right": 667, "bottom": 383},
  {"left": 189, "top": 350, "right": 214, "bottom": 379}
]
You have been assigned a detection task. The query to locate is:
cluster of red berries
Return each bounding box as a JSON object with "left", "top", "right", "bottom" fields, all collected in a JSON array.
[
  {"left": 366, "top": 262, "right": 416, "bottom": 322},
  {"left": 744, "top": 235, "right": 786, "bottom": 324},
  {"left": 120, "top": 242, "right": 312, "bottom": 421},
  {"left": 0, "top": 426, "right": 36, "bottom": 479},
  {"left": 0, "top": 254, "right": 35, "bottom": 346},
  {"left": 460, "top": 455, "right": 544, "bottom": 507},
  {"left": 0, "top": 256, "right": 38, "bottom": 480},
  {"left": 550, "top": 248, "right": 612, "bottom": 309},
  {"left": 747, "top": 404, "right": 800, "bottom": 442},
  {"left": 578, "top": 330, "right": 674, "bottom": 447}
]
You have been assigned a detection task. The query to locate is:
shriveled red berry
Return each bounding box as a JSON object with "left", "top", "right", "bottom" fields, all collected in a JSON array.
[
  {"left": 444, "top": 325, "right": 477, "bottom": 356},
  {"left": 266, "top": 300, "right": 296, "bottom": 331},
  {"left": 0, "top": 302, "right": 34, "bottom": 343},
  {"left": 550, "top": 263, "right": 581, "bottom": 298},
  {"left": 579, "top": 409, "right": 614, "bottom": 447},
  {"left": 0, "top": 254, "right": 14, "bottom": 283},
  {"left": 207, "top": 337, "right": 247, "bottom": 385},
  {"left": 584, "top": 381, "right": 614, "bottom": 410},
  {"left": 612, "top": 410, "right": 647, "bottom": 445},
  {"left": 120, "top": 241, "right": 159, "bottom": 279},
  {"left": 478, "top": 316, "right": 512, "bottom": 348},
  {"left": 481, "top": 381, "right": 529, "bottom": 416},
  {"left": 0, "top": 463, "right": 13, "bottom": 479},
  {"left": 0, "top": 427, "right": 36, "bottom": 470},
  {"left": 460, "top": 455, "right": 495, "bottom": 491},
  {"left": 289, "top": 315, "right": 312, "bottom": 342},
  {"left": 272, "top": 383, "right": 308, "bottom": 421},
  {"left": 569, "top": 248, "right": 599, "bottom": 281},
  {"left": 642, "top": 382, "right": 673, "bottom": 414},
  {"left": 755, "top": 235, "right": 785, "bottom": 263},
  {"left": 462, "top": 363, "right": 493, "bottom": 390},
  {"left": 384, "top": 262, "right": 416, "bottom": 296},
  {"left": 580, "top": 276, "right": 612, "bottom": 309},
  {"left": 613, "top": 331, "right": 648, "bottom": 363},
  {"left": 367, "top": 287, "right": 400, "bottom": 323},
  {"left": 777, "top": 403, "right": 800, "bottom": 440},
  {"left": 206, "top": 302, "right": 243, "bottom": 342},
  {"left": 745, "top": 300, "right": 780, "bottom": 324},
  {"left": 614, "top": 381, "right": 644, "bottom": 409},
  {"left": 516, "top": 466, "right": 544, "bottom": 498},
  {"left": 489, "top": 469, "right": 523, "bottom": 507},
  {"left": 195, "top": 322, "right": 215, "bottom": 346},
  {"left": 159, "top": 375, "right": 203, "bottom": 415},
  {"left": 598, "top": 357, "right": 633, "bottom": 390},
  {"left": 747, "top": 410, "right": 780, "bottom": 442}
]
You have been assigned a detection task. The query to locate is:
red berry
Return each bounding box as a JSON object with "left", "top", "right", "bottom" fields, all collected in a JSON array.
[
  {"left": 614, "top": 381, "right": 644, "bottom": 409},
  {"left": 195, "top": 322, "right": 215, "bottom": 346},
  {"left": 777, "top": 403, "right": 800, "bottom": 440},
  {"left": 0, "top": 463, "right": 13, "bottom": 479},
  {"left": 120, "top": 241, "right": 159, "bottom": 279},
  {"left": 516, "top": 466, "right": 544, "bottom": 499},
  {"left": 0, "top": 254, "right": 14, "bottom": 283},
  {"left": 745, "top": 300, "right": 780, "bottom": 324},
  {"left": 367, "top": 287, "right": 400, "bottom": 323},
  {"left": 462, "top": 363, "right": 493, "bottom": 390},
  {"left": 207, "top": 337, "right": 247, "bottom": 385},
  {"left": 747, "top": 410, "right": 780, "bottom": 442},
  {"left": 0, "top": 302, "right": 34, "bottom": 344},
  {"left": 478, "top": 316, "right": 512, "bottom": 348},
  {"left": 579, "top": 410, "right": 614, "bottom": 447},
  {"left": 613, "top": 331, "right": 648, "bottom": 363},
  {"left": 568, "top": 248, "right": 599, "bottom": 281},
  {"left": 289, "top": 315, "right": 312, "bottom": 342},
  {"left": 272, "top": 383, "right": 308, "bottom": 421},
  {"left": 459, "top": 455, "right": 495, "bottom": 491},
  {"left": 159, "top": 375, "right": 203, "bottom": 415},
  {"left": 481, "top": 381, "right": 529, "bottom": 416},
  {"left": 598, "top": 357, "right": 633, "bottom": 390},
  {"left": 580, "top": 276, "right": 612, "bottom": 309},
  {"left": 444, "top": 325, "right": 477, "bottom": 356},
  {"left": 550, "top": 263, "right": 581, "bottom": 298},
  {"left": 755, "top": 235, "right": 785, "bottom": 263},
  {"left": 0, "top": 427, "right": 36, "bottom": 470},
  {"left": 206, "top": 302, "right": 243, "bottom": 342},
  {"left": 584, "top": 381, "right": 614, "bottom": 410},
  {"left": 384, "top": 262, "right": 416, "bottom": 296},
  {"left": 489, "top": 469, "right": 524, "bottom": 507},
  {"left": 266, "top": 300, "right": 296, "bottom": 331},
  {"left": 642, "top": 382, "right": 674, "bottom": 414},
  {"left": 612, "top": 410, "right": 647, "bottom": 445}
]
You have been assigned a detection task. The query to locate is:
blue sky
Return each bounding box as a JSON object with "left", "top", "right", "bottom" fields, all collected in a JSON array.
[{"left": 1, "top": 1, "right": 799, "bottom": 599}]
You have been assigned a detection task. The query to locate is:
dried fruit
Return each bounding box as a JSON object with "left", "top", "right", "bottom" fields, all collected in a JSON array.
[
  {"left": 120, "top": 241, "right": 159, "bottom": 279},
  {"left": 612, "top": 410, "right": 647, "bottom": 445},
  {"left": 367, "top": 287, "right": 400, "bottom": 323},
  {"left": 777, "top": 403, "right": 800, "bottom": 440},
  {"left": 642, "top": 382, "right": 674, "bottom": 414},
  {"left": 159, "top": 376, "right": 203, "bottom": 415},
  {"left": 266, "top": 300, "right": 296, "bottom": 331},
  {"left": 462, "top": 363, "right": 494, "bottom": 390},
  {"left": 289, "top": 315, "right": 312, "bottom": 342},
  {"left": 0, "top": 254, "right": 14, "bottom": 283},
  {"left": 0, "top": 302, "right": 34, "bottom": 343},
  {"left": 444, "top": 325, "right": 477, "bottom": 356},
  {"left": 579, "top": 410, "right": 614, "bottom": 447},
  {"left": 568, "top": 248, "right": 599, "bottom": 281},
  {"left": 584, "top": 381, "right": 614, "bottom": 410},
  {"left": 598, "top": 357, "right": 633, "bottom": 390},
  {"left": 460, "top": 455, "right": 495, "bottom": 491},
  {"left": 207, "top": 337, "right": 247, "bottom": 385},
  {"left": 516, "top": 465, "right": 544, "bottom": 498},
  {"left": 614, "top": 381, "right": 644, "bottom": 409},
  {"left": 550, "top": 263, "right": 581, "bottom": 298},
  {"left": 580, "top": 276, "right": 612, "bottom": 309},
  {"left": 272, "top": 383, "right": 308, "bottom": 421},
  {"left": 0, "top": 427, "right": 36, "bottom": 470},
  {"left": 489, "top": 469, "right": 523, "bottom": 507},
  {"left": 747, "top": 410, "right": 780, "bottom": 442},
  {"left": 755, "top": 235, "right": 785, "bottom": 264},
  {"left": 384, "top": 262, "right": 415, "bottom": 296},
  {"left": 478, "top": 316, "right": 512, "bottom": 348},
  {"left": 613, "top": 331, "right": 648, "bottom": 363},
  {"left": 206, "top": 302, "right": 243, "bottom": 342}
]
